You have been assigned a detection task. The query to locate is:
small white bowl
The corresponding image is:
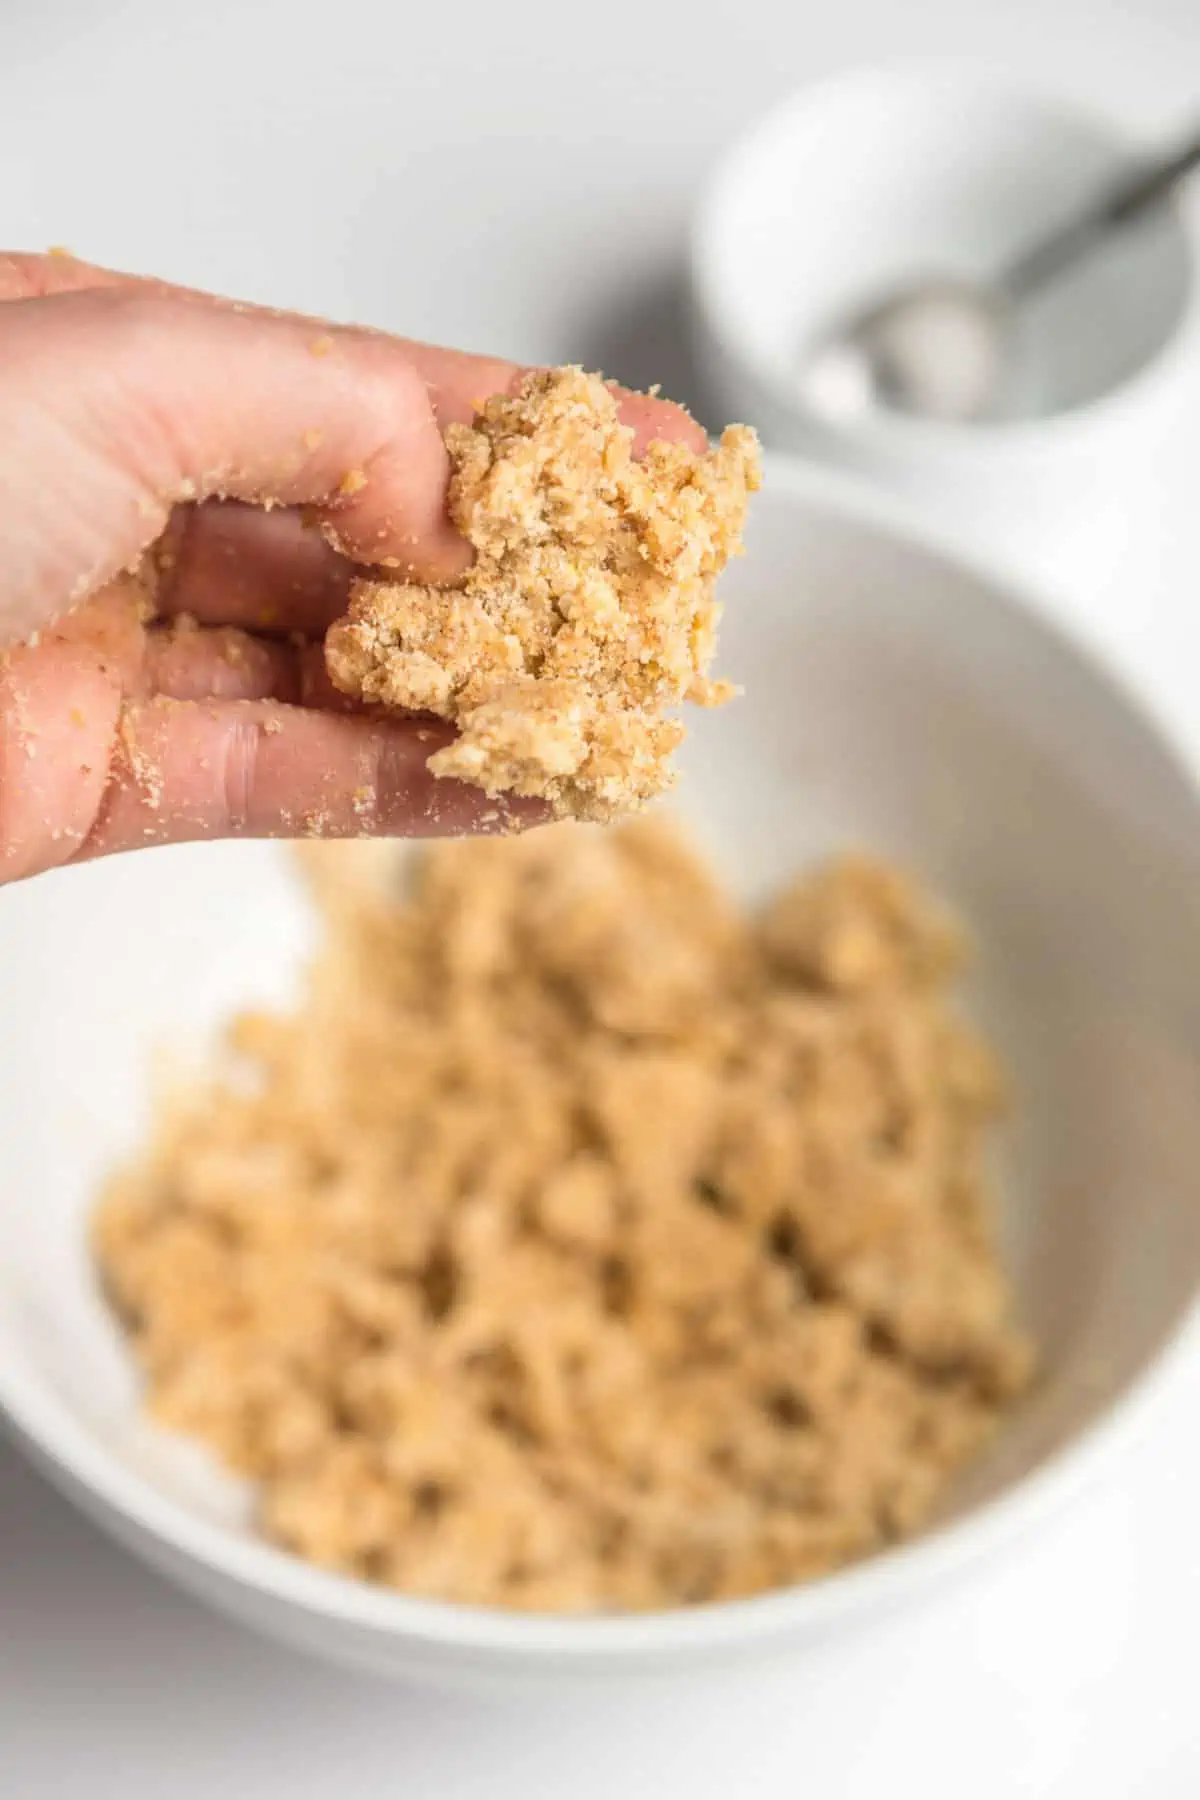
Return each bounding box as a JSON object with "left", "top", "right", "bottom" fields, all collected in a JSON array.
[
  {"left": 2, "top": 462, "right": 1200, "bottom": 1691},
  {"left": 690, "top": 68, "right": 1198, "bottom": 536}
]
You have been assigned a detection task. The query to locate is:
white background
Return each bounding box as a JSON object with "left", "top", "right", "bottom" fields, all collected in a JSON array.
[{"left": 1, "top": 0, "right": 1199, "bottom": 1793}]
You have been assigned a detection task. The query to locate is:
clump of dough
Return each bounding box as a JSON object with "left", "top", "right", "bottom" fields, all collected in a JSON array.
[
  {"left": 95, "top": 822, "right": 1032, "bottom": 1615},
  {"left": 325, "top": 367, "right": 761, "bottom": 821}
]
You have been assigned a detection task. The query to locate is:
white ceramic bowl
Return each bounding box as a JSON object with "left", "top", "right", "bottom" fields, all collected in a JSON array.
[
  {"left": 2, "top": 462, "right": 1200, "bottom": 1691},
  {"left": 690, "top": 68, "right": 1198, "bottom": 538}
]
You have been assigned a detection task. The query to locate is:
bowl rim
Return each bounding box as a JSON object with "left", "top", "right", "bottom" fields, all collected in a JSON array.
[
  {"left": 689, "top": 60, "right": 1200, "bottom": 458},
  {"left": 2, "top": 454, "right": 1199, "bottom": 1665}
]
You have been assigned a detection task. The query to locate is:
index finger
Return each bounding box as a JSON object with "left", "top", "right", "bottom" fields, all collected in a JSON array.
[{"left": 0, "top": 251, "right": 708, "bottom": 455}]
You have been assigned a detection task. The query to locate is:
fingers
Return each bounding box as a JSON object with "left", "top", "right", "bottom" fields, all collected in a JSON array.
[
  {"left": 0, "top": 251, "right": 707, "bottom": 877},
  {"left": 156, "top": 501, "right": 352, "bottom": 635},
  {"left": 0, "top": 593, "right": 300, "bottom": 880},
  {"left": 143, "top": 619, "right": 302, "bottom": 704},
  {"left": 0, "top": 251, "right": 708, "bottom": 450},
  {"left": 394, "top": 338, "right": 705, "bottom": 454},
  {"left": 148, "top": 385, "right": 702, "bottom": 634},
  {"left": 609, "top": 386, "right": 707, "bottom": 457},
  {"left": 0, "top": 284, "right": 467, "bottom": 645},
  {"left": 1, "top": 251, "right": 708, "bottom": 649},
  {"left": 0, "top": 635, "right": 542, "bottom": 881},
  {"left": 76, "top": 700, "right": 538, "bottom": 865},
  {"left": 35, "top": 575, "right": 304, "bottom": 703},
  {"left": 0, "top": 641, "right": 122, "bottom": 881}
]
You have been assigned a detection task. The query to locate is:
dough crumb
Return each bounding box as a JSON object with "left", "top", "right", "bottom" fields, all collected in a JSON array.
[
  {"left": 95, "top": 822, "right": 1032, "bottom": 1615},
  {"left": 325, "top": 367, "right": 761, "bottom": 821}
]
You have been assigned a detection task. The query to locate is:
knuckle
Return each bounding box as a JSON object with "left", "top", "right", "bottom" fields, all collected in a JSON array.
[{"left": 220, "top": 714, "right": 261, "bottom": 832}]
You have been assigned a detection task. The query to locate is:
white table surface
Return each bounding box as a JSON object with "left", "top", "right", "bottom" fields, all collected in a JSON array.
[{"left": 2, "top": 1, "right": 1199, "bottom": 1793}]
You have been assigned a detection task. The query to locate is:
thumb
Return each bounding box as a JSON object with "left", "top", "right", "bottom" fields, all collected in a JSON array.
[{"left": 0, "top": 286, "right": 468, "bottom": 644}]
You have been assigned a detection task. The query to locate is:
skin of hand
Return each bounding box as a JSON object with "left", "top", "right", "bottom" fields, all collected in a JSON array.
[{"left": 0, "top": 252, "right": 706, "bottom": 884}]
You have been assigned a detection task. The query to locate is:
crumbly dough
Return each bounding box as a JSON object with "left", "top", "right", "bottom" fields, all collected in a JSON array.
[
  {"left": 94, "top": 823, "right": 1032, "bottom": 1613},
  {"left": 324, "top": 368, "right": 761, "bottom": 822}
]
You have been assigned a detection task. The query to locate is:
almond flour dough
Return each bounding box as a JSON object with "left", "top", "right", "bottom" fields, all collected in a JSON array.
[
  {"left": 95, "top": 823, "right": 1032, "bottom": 1613},
  {"left": 325, "top": 368, "right": 761, "bottom": 822}
]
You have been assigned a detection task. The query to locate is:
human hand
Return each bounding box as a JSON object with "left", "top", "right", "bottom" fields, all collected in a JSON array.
[{"left": 0, "top": 253, "right": 704, "bottom": 883}]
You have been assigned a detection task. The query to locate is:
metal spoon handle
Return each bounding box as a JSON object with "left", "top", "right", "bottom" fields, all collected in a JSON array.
[{"left": 1001, "top": 125, "right": 1200, "bottom": 299}]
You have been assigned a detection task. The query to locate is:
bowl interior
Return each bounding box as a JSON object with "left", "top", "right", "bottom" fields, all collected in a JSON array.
[
  {"left": 696, "top": 70, "right": 1193, "bottom": 425},
  {"left": 1, "top": 466, "right": 1199, "bottom": 1653}
]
